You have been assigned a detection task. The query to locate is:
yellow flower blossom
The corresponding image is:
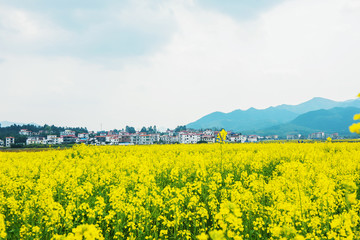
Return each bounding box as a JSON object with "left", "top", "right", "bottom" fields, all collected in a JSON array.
[
  {"left": 0, "top": 143, "right": 360, "bottom": 239},
  {"left": 349, "top": 123, "right": 360, "bottom": 134}
]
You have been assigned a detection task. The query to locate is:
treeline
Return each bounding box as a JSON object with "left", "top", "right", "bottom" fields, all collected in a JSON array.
[
  {"left": 0, "top": 124, "right": 88, "bottom": 143},
  {"left": 124, "top": 125, "right": 158, "bottom": 134}
]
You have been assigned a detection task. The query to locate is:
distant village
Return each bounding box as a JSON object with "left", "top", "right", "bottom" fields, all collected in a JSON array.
[{"left": 0, "top": 127, "right": 341, "bottom": 148}]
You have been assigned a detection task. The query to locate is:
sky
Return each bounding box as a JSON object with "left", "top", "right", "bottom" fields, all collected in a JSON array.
[{"left": 0, "top": 0, "right": 360, "bottom": 131}]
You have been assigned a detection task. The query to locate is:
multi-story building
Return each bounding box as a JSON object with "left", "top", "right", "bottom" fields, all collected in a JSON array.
[
  {"left": 47, "top": 135, "right": 63, "bottom": 144},
  {"left": 78, "top": 133, "right": 89, "bottom": 139},
  {"left": 179, "top": 132, "right": 201, "bottom": 144},
  {"left": 247, "top": 135, "right": 258, "bottom": 143},
  {"left": 5, "top": 137, "right": 15, "bottom": 147},
  {"left": 203, "top": 129, "right": 215, "bottom": 136},
  {"left": 19, "top": 129, "right": 32, "bottom": 136},
  {"left": 287, "top": 134, "right": 301, "bottom": 140},
  {"left": 328, "top": 133, "right": 339, "bottom": 139},
  {"left": 120, "top": 134, "right": 131, "bottom": 143},
  {"left": 60, "top": 130, "right": 76, "bottom": 137},
  {"left": 61, "top": 136, "right": 77, "bottom": 144},
  {"left": 26, "top": 137, "right": 47, "bottom": 145},
  {"left": 0, "top": 139, "right": 4, "bottom": 147},
  {"left": 201, "top": 135, "right": 215, "bottom": 143},
  {"left": 308, "top": 132, "right": 325, "bottom": 139},
  {"left": 130, "top": 133, "right": 160, "bottom": 145},
  {"left": 228, "top": 134, "right": 243, "bottom": 143}
]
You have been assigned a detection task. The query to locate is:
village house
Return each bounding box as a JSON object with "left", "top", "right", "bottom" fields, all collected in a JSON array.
[
  {"left": 78, "top": 133, "right": 89, "bottom": 139},
  {"left": 179, "top": 132, "right": 201, "bottom": 144},
  {"left": 247, "top": 135, "right": 258, "bottom": 143},
  {"left": 47, "top": 135, "right": 63, "bottom": 144},
  {"left": 308, "top": 132, "right": 325, "bottom": 139},
  {"left": 60, "top": 130, "right": 76, "bottom": 137},
  {"left": 328, "top": 133, "right": 339, "bottom": 139},
  {"left": 19, "top": 129, "right": 32, "bottom": 136},
  {"left": 228, "top": 134, "right": 243, "bottom": 143},
  {"left": 160, "top": 135, "right": 179, "bottom": 144},
  {"left": 287, "top": 134, "right": 301, "bottom": 140},
  {"left": 5, "top": 137, "right": 15, "bottom": 147},
  {"left": 201, "top": 135, "right": 215, "bottom": 143},
  {"left": 61, "top": 135, "right": 77, "bottom": 144},
  {"left": 265, "top": 135, "right": 279, "bottom": 140},
  {"left": 0, "top": 139, "right": 4, "bottom": 147},
  {"left": 202, "top": 129, "right": 215, "bottom": 136},
  {"left": 26, "top": 137, "right": 47, "bottom": 145}
]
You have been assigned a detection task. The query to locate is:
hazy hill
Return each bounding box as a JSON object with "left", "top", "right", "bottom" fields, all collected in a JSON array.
[
  {"left": 187, "top": 97, "right": 360, "bottom": 133},
  {"left": 0, "top": 121, "right": 38, "bottom": 127},
  {"left": 275, "top": 97, "right": 359, "bottom": 114},
  {"left": 250, "top": 107, "right": 360, "bottom": 137},
  {"left": 290, "top": 107, "right": 360, "bottom": 133},
  {"left": 187, "top": 108, "right": 298, "bottom": 131}
]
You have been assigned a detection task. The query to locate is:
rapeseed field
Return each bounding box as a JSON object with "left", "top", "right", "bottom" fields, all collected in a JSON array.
[{"left": 0, "top": 143, "right": 359, "bottom": 239}]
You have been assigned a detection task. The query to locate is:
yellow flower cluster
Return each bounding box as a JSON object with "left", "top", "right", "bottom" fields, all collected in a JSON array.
[
  {"left": 0, "top": 143, "right": 360, "bottom": 239},
  {"left": 349, "top": 93, "right": 360, "bottom": 134}
]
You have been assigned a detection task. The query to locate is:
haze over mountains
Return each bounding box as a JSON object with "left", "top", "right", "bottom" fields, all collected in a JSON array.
[
  {"left": 187, "top": 97, "right": 360, "bottom": 136},
  {"left": 0, "top": 121, "right": 39, "bottom": 128}
]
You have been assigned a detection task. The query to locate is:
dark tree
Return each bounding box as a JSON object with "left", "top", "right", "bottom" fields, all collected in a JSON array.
[{"left": 125, "top": 126, "right": 136, "bottom": 134}]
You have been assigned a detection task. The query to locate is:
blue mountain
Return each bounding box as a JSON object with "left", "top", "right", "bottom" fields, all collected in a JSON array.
[{"left": 187, "top": 97, "right": 360, "bottom": 132}]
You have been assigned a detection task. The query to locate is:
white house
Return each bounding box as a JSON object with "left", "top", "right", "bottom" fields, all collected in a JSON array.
[
  {"left": 26, "top": 137, "right": 47, "bottom": 145},
  {"left": 228, "top": 134, "right": 242, "bottom": 143},
  {"left": 60, "top": 130, "right": 76, "bottom": 137},
  {"left": 0, "top": 139, "right": 4, "bottom": 147},
  {"left": 247, "top": 135, "right": 258, "bottom": 143},
  {"left": 110, "top": 136, "right": 120, "bottom": 145},
  {"left": 308, "top": 132, "right": 325, "bottom": 139},
  {"left": 201, "top": 135, "right": 215, "bottom": 143},
  {"left": 19, "top": 129, "right": 32, "bottom": 136},
  {"left": 287, "top": 134, "right": 301, "bottom": 140},
  {"left": 160, "top": 135, "right": 179, "bottom": 144},
  {"left": 78, "top": 133, "right": 89, "bottom": 139},
  {"left": 179, "top": 133, "right": 201, "bottom": 144},
  {"left": 47, "top": 135, "right": 63, "bottom": 144},
  {"left": 5, "top": 137, "right": 15, "bottom": 147},
  {"left": 239, "top": 135, "right": 247, "bottom": 143},
  {"left": 202, "top": 129, "right": 215, "bottom": 136}
]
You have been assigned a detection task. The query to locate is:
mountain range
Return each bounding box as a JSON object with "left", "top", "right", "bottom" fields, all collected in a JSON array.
[
  {"left": 187, "top": 97, "right": 360, "bottom": 136},
  {"left": 0, "top": 121, "right": 40, "bottom": 128}
]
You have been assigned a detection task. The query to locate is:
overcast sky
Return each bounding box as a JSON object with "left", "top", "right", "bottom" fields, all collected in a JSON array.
[{"left": 1, "top": 0, "right": 359, "bottom": 130}]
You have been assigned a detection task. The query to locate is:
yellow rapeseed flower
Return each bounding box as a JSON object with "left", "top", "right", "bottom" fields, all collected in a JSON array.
[
  {"left": 354, "top": 114, "right": 360, "bottom": 120},
  {"left": 349, "top": 123, "right": 360, "bottom": 134}
]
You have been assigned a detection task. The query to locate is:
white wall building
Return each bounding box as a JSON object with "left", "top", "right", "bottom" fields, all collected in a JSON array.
[
  {"left": 239, "top": 135, "right": 247, "bottom": 143},
  {"left": 201, "top": 135, "right": 215, "bottom": 143},
  {"left": 47, "top": 135, "right": 63, "bottom": 144},
  {"left": 0, "top": 139, "right": 4, "bottom": 147},
  {"left": 19, "top": 129, "right": 32, "bottom": 136},
  {"left": 5, "top": 137, "right": 15, "bottom": 147},
  {"left": 203, "top": 130, "right": 214, "bottom": 136},
  {"left": 110, "top": 136, "right": 120, "bottom": 145},
  {"left": 179, "top": 133, "right": 201, "bottom": 144},
  {"left": 308, "top": 132, "right": 325, "bottom": 139},
  {"left": 78, "top": 133, "right": 89, "bottom": 139},
  {"left": 228, "top": 134, "right": 243, "bottom": 143},
  {"left": 60, "top": 130, "right": 76, "bottom": 137},
  {"left": 247, "top": 135, "right": 258, "bottom": 143},
  {"left": 26, "top": 137, "right": 46, "bottom": 145}
]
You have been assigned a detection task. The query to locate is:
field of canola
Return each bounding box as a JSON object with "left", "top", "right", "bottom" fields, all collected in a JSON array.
[{"left": 0, "top": 143, "right": 360, "bottom": 240}]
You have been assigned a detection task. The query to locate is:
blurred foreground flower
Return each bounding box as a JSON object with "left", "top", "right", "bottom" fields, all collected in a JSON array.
[{"left": 349, "top": 93, "right": 360, "bottom": 134}]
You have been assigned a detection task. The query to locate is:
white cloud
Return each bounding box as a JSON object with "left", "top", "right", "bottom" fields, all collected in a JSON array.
[
  {"left": 0, "top": 0, "right": 359, "bottom": 130},
  {"left": 0, "top": 6, "right": 70, "bottom": 53}
]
